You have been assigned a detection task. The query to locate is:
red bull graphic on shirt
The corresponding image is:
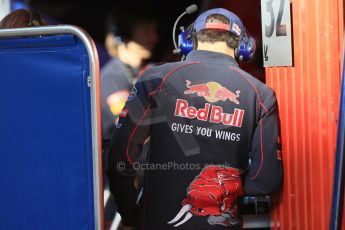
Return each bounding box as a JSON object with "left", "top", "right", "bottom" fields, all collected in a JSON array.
[
  {"left": 119, "top": 108, "right": 128, "bottom": 118},
  {"left": 167, "top": 165, "right": 243, "bottom": 227},
  {"left": 174, "top": 100, "right": 244, "bottom": 127},
  {"left": 184, "top": 80, "right": 240, "bottom": 104},
  {"left": 106, "top": 90, "right": 129, "bottom": 116},
  {"left": 184, "top": 80, "right": 211, "bottom": 97},
  {"left": 174, "top": 80, "right": 244, "bottom": 127}
]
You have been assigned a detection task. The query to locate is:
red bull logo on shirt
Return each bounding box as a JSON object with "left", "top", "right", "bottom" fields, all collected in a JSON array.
[
  {"left": 168, "top": 165, "right": 243, "bottom": 227},
  {"left": 176, "top": 80, "right": 244, "bottom": 127},
  {"left": 184, "top": 80, "right": 240, "bottom": 104},
  {"left": 174, "top": 99, "right": 244, "bottom": 127}
]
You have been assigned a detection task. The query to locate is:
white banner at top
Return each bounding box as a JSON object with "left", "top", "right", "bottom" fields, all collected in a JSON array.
[
  {"left": 0, "top": 0, "right": 10, "bottom": 21},
  {"left": 261, "top": 0, "right": 293, "bottom": 67}
]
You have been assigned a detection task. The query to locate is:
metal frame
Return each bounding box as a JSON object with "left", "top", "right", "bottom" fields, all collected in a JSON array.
[
  {"left": 330, "top": 37, "right": 345, "bottom": 230},
  {"left": 0, "top": 25, "right": 103, "bottom": 230}
]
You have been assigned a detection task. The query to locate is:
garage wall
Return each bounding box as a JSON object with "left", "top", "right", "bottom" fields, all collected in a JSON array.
[{"left": 265, "top": 0, "right": 344, "bottom": 229}]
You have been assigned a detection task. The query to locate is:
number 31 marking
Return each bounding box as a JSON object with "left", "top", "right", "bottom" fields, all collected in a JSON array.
[{"left": 265, "top": 0, "right": 287, "bottom": 37}]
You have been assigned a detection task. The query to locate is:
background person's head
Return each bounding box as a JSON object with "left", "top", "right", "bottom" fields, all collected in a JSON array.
[
  {"left": 105, "top": 5, "right": 159, "bottom": 67},
  {"left": 0, "top": 9, "right": 46, "bottom": 29}
]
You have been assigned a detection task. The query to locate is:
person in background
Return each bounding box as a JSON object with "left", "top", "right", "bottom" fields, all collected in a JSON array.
[
  {"left": 101, "top": 5, "right": 159, "bottom": 230},
  {"left": 107, "top": 8, "right": 283, "bottom": 230},
  {"left": 101, "top": 5, "right": 159, "bottom": 149},
  {"left": 0, "top": 9, "right": 46, "bottom": 29}
]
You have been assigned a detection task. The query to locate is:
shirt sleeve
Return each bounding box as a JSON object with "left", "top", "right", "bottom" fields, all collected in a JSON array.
[
  {"left": 101, "top": 63, "right": 133, "bottom": 140},
  {"left": 106, "top": 77, "right": 152, "bottom": 226},
  {"left": 243, "top": 89, "right": 283, "bottom": 195}
]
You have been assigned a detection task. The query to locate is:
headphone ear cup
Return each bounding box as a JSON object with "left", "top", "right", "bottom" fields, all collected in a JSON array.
[
  {"left": 236, "top": 29, "right": 256, "bottom": 62},
  {"left": 107, "top": 15, "right": 130, "bottom": 44},
  {"left": 247, "top": 36, "right": 256, "bottom": 60},
  {"left": 177, "top": 24, "right": 195, "bottom": 55},
  {"left": 108, "top": 25, "right": 123, "bottom": 45},
  {"left": 185, "top": 24, "right": 196, "bottom": 49}
]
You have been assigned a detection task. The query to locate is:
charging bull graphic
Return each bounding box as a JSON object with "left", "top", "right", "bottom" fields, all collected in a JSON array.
[
  {"left": 184, "top": 80, "right": 211, "bottom": 97},
  {"left": 184, "top": 80, "right": 240, "bottom": 104},
  {"left": 215, "top": 87, "right": 240, "bottom": 104},
  {"left": 167, "top": 165, "right": 243, "bottom": 227}
]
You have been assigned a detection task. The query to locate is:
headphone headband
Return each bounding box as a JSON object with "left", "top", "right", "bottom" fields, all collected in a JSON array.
[{"left": 176, "top": 8, "right": 256, "bottom": 62}]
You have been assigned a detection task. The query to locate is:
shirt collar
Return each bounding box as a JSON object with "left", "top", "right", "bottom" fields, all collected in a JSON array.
[{"left": 185, "top": 50, "right": 239, "bottom": 67}]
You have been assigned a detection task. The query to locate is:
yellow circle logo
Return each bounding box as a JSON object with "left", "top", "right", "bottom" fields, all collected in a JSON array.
[{"left": 204, "top": 81, "right": 222, "bottom": 103}]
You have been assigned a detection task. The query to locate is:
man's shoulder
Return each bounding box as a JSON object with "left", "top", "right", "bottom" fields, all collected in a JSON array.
[
  {"left": 101, "top": 58, "right": 131, "bottom": 79},
  {"left": 234, "top": 67, "right": 274, "bottom": 95},
  {"left": 101, "top": 58, "right": 125, "bottom": 72},
  {"left": 134, "top": 61, "right": 196, "bottom": 96},
  {"left": 138, "top": 61, "right": 195, "bottom": 81},
  {"left": 233, "top": 68, "right": 277, "bottom": 112}
]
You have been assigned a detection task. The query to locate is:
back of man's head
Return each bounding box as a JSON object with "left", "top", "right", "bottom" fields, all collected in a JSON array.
[
  {"left": 106, "top": 4, "right": 158, "bottom": 49},
  {"left": 195, "top": 14, "right": 239, "bottom": 50}
]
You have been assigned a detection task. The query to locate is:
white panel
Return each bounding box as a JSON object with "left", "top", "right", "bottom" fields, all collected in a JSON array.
[
  {"left": 0, "top": 0, "right": 10, "bottom": 21},
  {"left": 261, "top": 0, "right": 293, "bottom": 67}
]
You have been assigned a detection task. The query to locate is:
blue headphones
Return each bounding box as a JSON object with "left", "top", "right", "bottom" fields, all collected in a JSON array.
[{"left": 178, "top": 8, "right": 256, "bottom": 62}]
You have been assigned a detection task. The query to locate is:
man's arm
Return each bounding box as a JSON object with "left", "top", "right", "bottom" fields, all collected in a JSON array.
[
  {"left": 101, "top": 67, "right": 133, "bottom": 140},
  {"left": 243, "top": 89, "right": 283, "bottom": 195},
  {"left": 107, "top": 78, "right": 152, "bottom": 226}
]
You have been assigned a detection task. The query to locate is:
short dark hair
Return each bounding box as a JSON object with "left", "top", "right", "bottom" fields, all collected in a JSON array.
[
  {"left": 106, "top": 4, "right": 156, "bottom": 42},
  {"left": 0, "top": 9, "right": 46, "bottom": 29},
  {"left": 196, "top": 14, "right": 239, "bottom": 49}
]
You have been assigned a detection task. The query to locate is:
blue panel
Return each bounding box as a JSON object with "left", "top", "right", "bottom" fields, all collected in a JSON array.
[
  {"left": 0, "top": 35, "right": 95, "bottom": 229},
  {"left": 0, "top": 35, "right": 77, "bottom": 50},
  {"left": 330, "top": 40, "right": 345, "bottom": 230}
]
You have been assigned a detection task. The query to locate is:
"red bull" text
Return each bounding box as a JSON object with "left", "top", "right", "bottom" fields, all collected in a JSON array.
[{"left": 174, "top": 99, "right": 244, "bottom": 127}]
